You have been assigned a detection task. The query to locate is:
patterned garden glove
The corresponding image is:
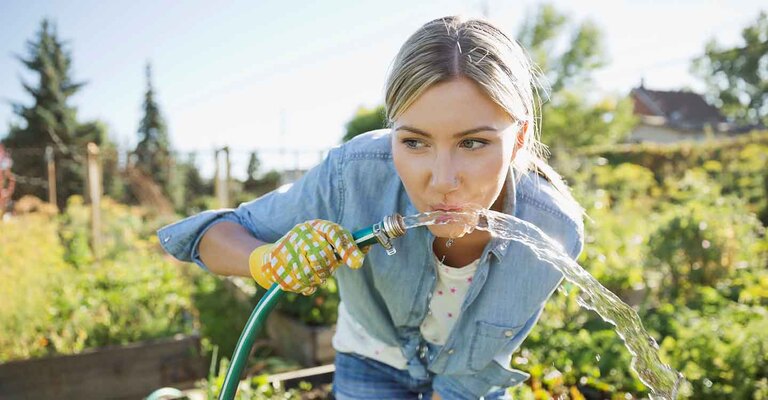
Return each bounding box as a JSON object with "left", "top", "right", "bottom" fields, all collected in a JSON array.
[{"left": 249, "top": 220, "right": 365, "bottom": 295}]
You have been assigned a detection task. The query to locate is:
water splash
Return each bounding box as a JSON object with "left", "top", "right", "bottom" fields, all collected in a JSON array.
[{"left": 402, "top": 208, "right": 684, "bottom": 399}]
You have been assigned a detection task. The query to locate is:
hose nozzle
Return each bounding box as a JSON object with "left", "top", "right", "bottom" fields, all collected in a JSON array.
[{"left": 353, "top": 213, "right": 406, "bottom": 256}]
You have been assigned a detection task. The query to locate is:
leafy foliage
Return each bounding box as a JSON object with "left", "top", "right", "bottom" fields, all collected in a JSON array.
[
  {"left": 525, "top": 132, "right": 768, "bottom": 399},
  {"left": 278, "top": 277, "right": 340, "bottom": 326},
  {"left": 516, "top": 4, "right": 637, "bottom": 149},
  {"left": 0, "top": 212, "right": 71, "bottom": 360},
  {"left": 198, "top": 348, "right": 315, "bottom": 400},
  {"left": 0, "top": 195, "right": 256, "bottom": 363},
  {"left": 579, "top": 131, "right": 768, "bottom": 225},
  {"left": 692, "top": 11, "right": 768, "bottom": 126},
  {"left": 342, "top": 105, "right": 387, "bottom": 142}
]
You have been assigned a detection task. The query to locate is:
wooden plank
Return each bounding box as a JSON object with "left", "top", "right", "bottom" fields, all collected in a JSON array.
[
  {"left": 0, "top": 335, "right": 206, "bottom": 400},
  {"left": 266, "top": 311, "right": 335, "bottom": 367}
]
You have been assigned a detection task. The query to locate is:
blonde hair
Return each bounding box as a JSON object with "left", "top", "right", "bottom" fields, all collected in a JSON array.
[{"left": 384, "top": 16, "right": 583, "bottom": 216}]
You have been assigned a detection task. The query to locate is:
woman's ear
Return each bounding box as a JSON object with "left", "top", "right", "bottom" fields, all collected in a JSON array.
[
  {"left": 518, "top": 121, "right": 528, "bottom": 146},
  {"left": 511, "top": 121, "right": 528, "bottom": 160}
]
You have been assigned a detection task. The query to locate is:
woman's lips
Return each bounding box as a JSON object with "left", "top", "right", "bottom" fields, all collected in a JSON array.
[
  {"left": 430, "top": 204, "right": 464, "bottom": 212},
  {"left": 430, "top": 205, "right": 466, "bottom": 224}
]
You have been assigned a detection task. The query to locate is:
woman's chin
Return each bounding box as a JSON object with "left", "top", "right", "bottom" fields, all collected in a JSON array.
[{"left": 427, "top": 223, "right": 472, "bottom": 239}]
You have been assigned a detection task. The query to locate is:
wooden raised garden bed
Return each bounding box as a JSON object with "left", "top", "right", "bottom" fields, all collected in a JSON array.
[{"left": 0, "top": 334, "right": 206, "bottom": 399}]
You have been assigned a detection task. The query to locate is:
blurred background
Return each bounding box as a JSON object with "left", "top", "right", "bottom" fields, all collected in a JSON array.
[{"left": 1, "top": 1, "right": 766, "bottom": 399}]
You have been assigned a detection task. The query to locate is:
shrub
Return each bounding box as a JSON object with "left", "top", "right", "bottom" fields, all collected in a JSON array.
[
  {"left": 0, "top": 212, "right": 70, "bottom": 360},
  {"left": 647, "top": 192, "right": 766, "bottom": 302},
  {"left": 0, "top": 196, "right": 197, "bottom": 361}
]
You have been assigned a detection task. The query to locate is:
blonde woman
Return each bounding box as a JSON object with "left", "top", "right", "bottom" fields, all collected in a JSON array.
[{"left": 159, "top": 16, "right": 584, "bottom": 399}]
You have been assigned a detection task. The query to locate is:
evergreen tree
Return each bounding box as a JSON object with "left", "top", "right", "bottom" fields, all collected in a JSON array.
[
  {"left": 184, "top": 153, "right": 208, "bottom": 197},
  {"left": 133, "top": 63, "right": 178, "bottom": 206},
  {"left": 2, "top": 19, "right": 103, "bottom": 207},
  {"left": 246, "top": 151, "right": 261, "bottom": 181},
  {"left": 244, "top": 151, "right": 261, "bottom": 190}
]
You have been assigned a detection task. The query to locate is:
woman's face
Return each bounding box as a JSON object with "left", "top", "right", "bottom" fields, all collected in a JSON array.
[{"left": 392, "top": 76, "right": 523, "bottom": 239}]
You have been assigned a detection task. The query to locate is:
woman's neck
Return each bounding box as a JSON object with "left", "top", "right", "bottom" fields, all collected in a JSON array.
[{"left": 433, "top": 229, "right": 491, "bottom": 268}]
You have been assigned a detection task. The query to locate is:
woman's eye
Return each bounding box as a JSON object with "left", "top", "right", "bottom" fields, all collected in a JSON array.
[
  {"left": 402, "top": 139, "right": 427, "bottom": 149},
  {"left": 460, "top": 139, "right": 488, "bottom": 150}
]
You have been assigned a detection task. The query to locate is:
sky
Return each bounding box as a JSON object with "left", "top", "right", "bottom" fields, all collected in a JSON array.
[{"left": 0, "top": 0, "right": 764, "bottom": 175}]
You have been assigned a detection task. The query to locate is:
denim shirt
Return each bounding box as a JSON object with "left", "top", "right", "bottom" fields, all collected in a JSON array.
[{"left": 157, "top": 129, "right": 584, "bottom": 398}]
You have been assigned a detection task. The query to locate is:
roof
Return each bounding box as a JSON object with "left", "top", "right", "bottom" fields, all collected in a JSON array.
[{"left": 631, "top": 85, "right": 726, "bottom": 131}]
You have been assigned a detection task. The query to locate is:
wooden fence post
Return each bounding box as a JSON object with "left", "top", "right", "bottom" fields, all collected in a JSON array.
[
  {"left": 214, "top": 147, "right": 231, "bottom": 208},
  {"left": 86, "top": 143, "right": 102, "bottom": 258},
  {"left": 224, "top": 146, "right": 231, "bottom": 207},
  {"left": 45, "top": 146, "right": 57, "bottom": 208}
]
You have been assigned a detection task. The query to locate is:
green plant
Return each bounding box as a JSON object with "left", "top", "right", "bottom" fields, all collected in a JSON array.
[
  {"left": 0, "top": 212, "right": 70, "bottom": 360},
  {"left": 277, "top": 277, "right": 340, "bottom": 326},
  {"left": 647, "top": 191, "right": 766, "bottom": 302},
  {"left": 197, "top": 347, "right": 309, "bottom": 400},
  {"left": 0, "top": 196, "right": 198, "bottom": 361}
]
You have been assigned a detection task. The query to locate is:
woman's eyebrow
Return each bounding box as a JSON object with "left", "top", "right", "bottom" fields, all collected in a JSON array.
[{"left": 394, "top": 125, "right": 498, "bottom": 138}]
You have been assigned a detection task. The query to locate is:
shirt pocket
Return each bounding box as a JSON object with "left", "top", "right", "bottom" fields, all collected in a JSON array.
[{"left": 468, "top": 320, "right": 524, "bottom": 371}]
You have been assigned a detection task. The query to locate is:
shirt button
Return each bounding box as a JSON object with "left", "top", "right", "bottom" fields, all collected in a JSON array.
[
  {"left": 447, "top": 349, "right": 454, "bottom": 355},
  {"left": 504, "top": 330, "right": 514, "bottom": 337}
]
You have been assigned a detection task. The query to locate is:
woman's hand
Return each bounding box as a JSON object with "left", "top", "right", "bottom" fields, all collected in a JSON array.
[{"left": 251, "top": 220, "right": 365, "bottom": 295}]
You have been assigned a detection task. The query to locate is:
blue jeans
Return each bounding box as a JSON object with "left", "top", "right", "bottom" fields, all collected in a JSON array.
[{"left": 332, "top": 352, "right": 511, "bottom": 400}]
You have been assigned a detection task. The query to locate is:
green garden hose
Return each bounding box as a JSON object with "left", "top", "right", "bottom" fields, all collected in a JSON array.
[{"left": 218, "top": 214, "right": 405, "bottom": 400}]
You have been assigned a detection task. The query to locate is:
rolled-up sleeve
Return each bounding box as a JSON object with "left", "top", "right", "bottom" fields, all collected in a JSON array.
[{"left": 157, "top": 146, "right": 344, "bottom": 271}]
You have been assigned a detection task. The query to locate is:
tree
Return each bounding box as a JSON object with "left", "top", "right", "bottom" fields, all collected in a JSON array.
[
  {"left": 544, "top": 91, "right": 636, "bottom": 148},
  {"left": 184, "top": 154, "right": 209, "bottom": 196},
  {"left": 179, "top": 153, "right": 211, "bottom": 214},
  {"left": 692, "top": 11, "right": 768, "bottom": 126},
  {"left": 243, "top": 151, "right": 261, "bottom": 192},
  {"left": 517, "top": 4, "right": 636, "bottom": 149},
  {"left": 133, "top": 63, "right": 181, "bottom": 207},
  {"left": 246, "top": 151, "right": 261, "bottom": 181},
  {"left": 2, "top": 19, "right": 107, "bottom": 207},
  {"left": 242, "top": 151, "right": 279, "bottom": 196},
  {"left": 342, "top": 105, "right": 387, "bottom": 142}
]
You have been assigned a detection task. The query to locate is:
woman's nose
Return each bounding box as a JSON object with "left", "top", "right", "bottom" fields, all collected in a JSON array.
[{"left": 429, "top": 152, "right": 460, "bottom": 194}]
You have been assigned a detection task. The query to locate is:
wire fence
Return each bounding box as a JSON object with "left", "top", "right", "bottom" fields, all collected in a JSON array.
[
  {"left": 6, "top": 144, "right": 330, "bottom": 180},
  {"left": 2, "top": 141, "right": 333, "bottom": 214}
]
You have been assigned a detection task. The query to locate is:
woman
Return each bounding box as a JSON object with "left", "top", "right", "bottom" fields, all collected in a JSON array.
[{"left": 159, "top": 16, "right": 584, "bottom": 399}]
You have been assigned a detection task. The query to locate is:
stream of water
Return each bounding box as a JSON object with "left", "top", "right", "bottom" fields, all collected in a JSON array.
[{"left": 401, "top": 209, "right": 685, "bottom": 399}]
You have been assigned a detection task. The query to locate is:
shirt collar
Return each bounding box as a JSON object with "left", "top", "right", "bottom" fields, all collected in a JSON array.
[{"left": 488, "top": 167, "right": 518, "bottom": 260}]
